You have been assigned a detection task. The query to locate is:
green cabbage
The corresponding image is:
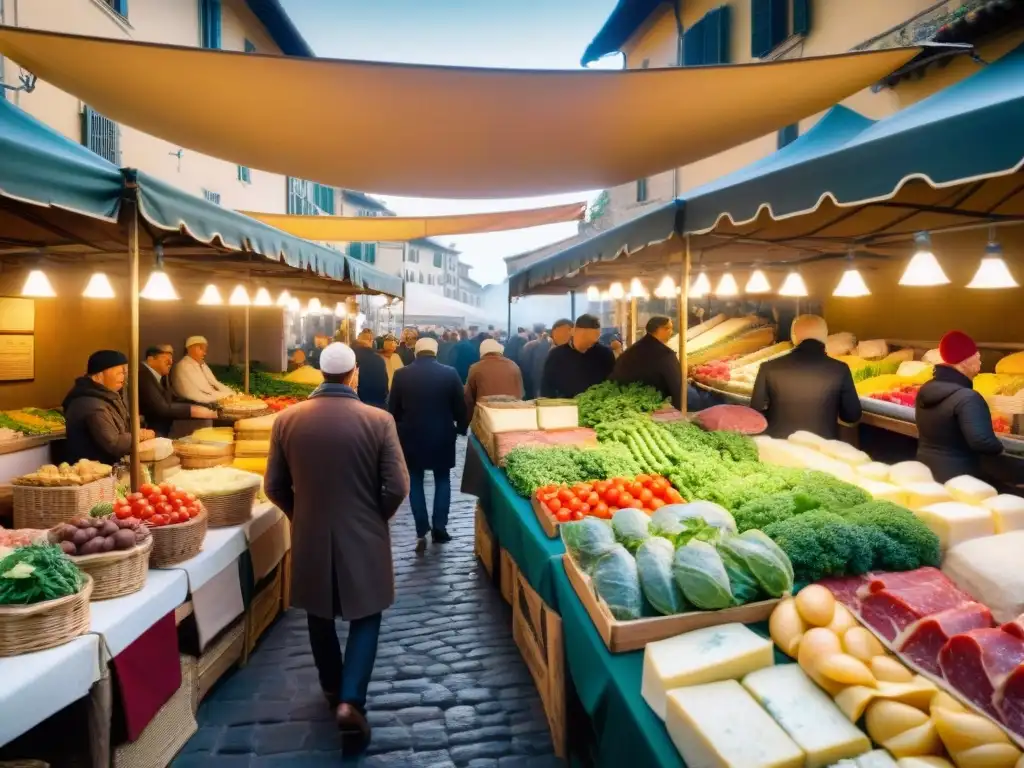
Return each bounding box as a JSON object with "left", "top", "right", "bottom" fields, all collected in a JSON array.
[
  {"left": 739, "top": 529, "right": 795, "bottom": 595},
  {"left": 650, "top": 501, "right": 737, "bottom": 540},
  {"left": 671, "top": 540, "right": 734, "bottom": 610},
  {"left": 591, "top": 544, "right": 644, "bottom": 620},
  {"left": 560, "top": 518, "right": 616, "bottom": 573},
  {"left": 636, "top": 537, "right": 688, "bottom": 616},
  {"left": 715, "top": 537, "right": 762, "bottom": 605},
  {"left": 611, "top": 508, "right": 651, "bottom": 553}
]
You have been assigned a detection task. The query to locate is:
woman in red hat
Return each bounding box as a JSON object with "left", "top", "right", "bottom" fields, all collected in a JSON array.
[{"left": 915, "top": 330, "right": 1004, "bottom": 481}]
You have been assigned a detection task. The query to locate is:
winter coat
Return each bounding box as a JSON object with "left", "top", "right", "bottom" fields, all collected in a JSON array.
[
  {"left": 437, "top": 340, "right": 456, "bottom": 366},
  {"left": 354, "top": 345, "right": 389, "bottom": 408},
  {"left": 138, "top": 364, "right": 192, "bottom": 437},
  {"left": 388, "top": 356, "right": 468, "bottom": 471},
  {"left": 504, "top": 334, "right": 528, "bottom": 367},
  {"left": 520, "top": 337, "right": 551, "bottom": 399},
  {"left": 397, "top": 343, "right": 415, "bottom": 366},
  {"left": 465, "top": 355, "right": 524, "bottom": 419},
  {"left": 450, "top": 339, "right": 479, "bottom": 383},
  {"left": 62, "top": 377, "right": 133, "bottom": 464},
  {"left": 541, "top": 341, "right": 615, "bottom": 399},
  {"left": 610, "top": 334, "right": 683, "bottom": 410},
  {"left": 751, "top": 339, "right": 862, "bottom": 439},
  {"left": 916, "top": 365, "right": 1004, "bottom": 482},
  {"left": 264, "top": 384, "right": 409, "bottom": 620}
]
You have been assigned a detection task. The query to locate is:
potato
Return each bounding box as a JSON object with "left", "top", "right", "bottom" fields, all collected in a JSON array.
[
  {"left": 59, "top": 540, "right": 77, "bottom": 555},
  {"left": 112, "top": 529, "right": 137, "bottom": 551},
  {"left": 100, "top": 520, "right": 120, "bottom": 537},
  {"left": 102, "top": 536, "right": 116, "bottom": 552},
  {"left": 55, "top": 523, "right": 78, "bottom": 542},
  {"left": 78, "top": 537, "right": 106, "bottom": 555},
  {"left": 72, "top": 517, "right": 92, "bottom": 529},
  {"left": 72, "top": 527, "right": 96, "bottom": 546}
]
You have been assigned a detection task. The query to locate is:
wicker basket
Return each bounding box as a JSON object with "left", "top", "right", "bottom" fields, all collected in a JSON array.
[
  {"left": 199, "top": 485, "right": 259, "bottom": 528},
  {"left": 0, "top": 576, "right": 93, "bottom": 657},
  {"left": 220, "top": 407, "right": 271, "bottom": 421},
  {"left": 12, "top": 476, "right": 116, "bottom": 529},
  {"left": 178, "top": 454, "right": 234, "bottom": 470},
  {"left": 148, "top": 509, "right": 208, "bottom": 567},
  {"left": 70, "top": 536, "right": 153, "bottom": 601}
]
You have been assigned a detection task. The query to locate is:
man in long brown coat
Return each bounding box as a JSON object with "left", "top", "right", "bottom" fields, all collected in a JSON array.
[
  {"left": 265, "top": 342, "right": 409, "bottom": 754},
  {"left": 464, "top": 338, "right": 524, "bottom": 419}
]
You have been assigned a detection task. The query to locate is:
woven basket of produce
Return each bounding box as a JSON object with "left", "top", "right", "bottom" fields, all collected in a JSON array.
[
  {"left": 0, "top": 544, "right": 93, "bottom": 656},
  {"left": 13, "top": 465, "right": 116, "bottom": 528},
  {"left": 147, "top": 509, "right": 207, "bottom": 567},
  {"left": 200, "top": 486, "right": 259, "bottom": 528},
  {"left": 50, "top": 517, "right": 154, "bottom": 601},
  {"left": 172, "top": 467, "right": 262, "bottom": 529}
]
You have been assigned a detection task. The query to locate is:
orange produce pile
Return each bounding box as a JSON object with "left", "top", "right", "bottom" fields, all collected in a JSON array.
[{"left": 534, "top": 474, "right": 683, "bottom": 523}]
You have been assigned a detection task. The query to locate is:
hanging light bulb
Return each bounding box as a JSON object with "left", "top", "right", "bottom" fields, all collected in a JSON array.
[
  {"left": 276, "top": 289, "right": 292, "bottom": 307},
  {"left": 140, "top": 249, "right": 178, "bottom": 300},
  {"left": 253, "top": 287, "right": 273, "bottom": 306},
  {"left": 689, "top": 272, "right": 711, "bottom": 298},
  {"left": 21, "top": 268, "right": 56, "bottom": 298},
  {"left": 653, "top": 275, "right": 676, "bottom": 299},
  {"left": 307, "top": 297, "right": 323, "bottom": 314},
  {"left": 778, "top": 271, "right": 809, "bottom": 297},
  {"left": 82, "top": 272, "right": 115, "bottom": 299},
  {"left": 833, "top": 257, "right": 871, "bottom": 298},
  {"left": 334, "top": 302, "right": 346, "bottom": 317},
  {"left": 899, "top": 232, "right": 950, "bottom": 286},
  {"left": 585, "top": 286, "right": 600, "bottom": 302},
  {"left": 228, "top": 286, "right": 251, "bottom": 306},
  {"left": 628, "top": 278, "right": 648, "bottom": 299},
  {"left": 714, "top": 272, "right": 739, "bottom": 297},
  {"left": 609, "top": 281, "right": 625, "bottom": 300},
  {"left": 287, "top": 297, "right": 300, "bottom": 312},
  {"left": 599, "top": 290, "right": 610, "bottom": 301},
  {"left": 197, "top": 284, "right": 224, "bottom": 305},
  {"left": 745, "top": 269, "right": 771, "bottom": 294},
  {"left": 967, "top": 237, "right": 1019, "bottom": 289}
]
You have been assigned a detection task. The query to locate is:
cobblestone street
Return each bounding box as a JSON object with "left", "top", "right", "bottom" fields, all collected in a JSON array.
[{"left": 175, "top": 440, "right": 561, "bottom": 767}]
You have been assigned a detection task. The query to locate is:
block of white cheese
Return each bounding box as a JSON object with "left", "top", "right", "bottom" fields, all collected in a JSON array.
[
  {"left": 857, "top": 479, "right": 909, "bottom": 507},
  {"left": 789, "top": 430, "right": 828, "bottom": 450},
  {"left": 665, "top": 681, "right": 805, "bottom": 768},
  {"left": 759, "top": 439, "right": 822, "bottom": 469},
  {"left": 820, "top": 440, "right": 871, "bottom": 466},
  {"left": 477, "top": 403, "right": 538, "bottom": 433},
  {"left": 889, "top": 462, "right": 934, "bottom": 487},
  {"left": 944, "top": 475, "right": 998, "bottom": 505},
  {"left": 743, "top": 664, "right": 871, "bottom": 768},
  {"left": 903, "top": 482, "right": 953, "bottom": 511},
  {"left": 641, "top": 623, "right": 774, "bottom": 720},
  {"left": 943, "top": 531, "right": 1024, "bottom": 624},
  {"left": 982, "top": 495, "right": 1024, "bottom": 533},
  {"left": 856, "top": 752, "right": 900, "bottom": 768},
  {"left": 534, "top": 399, "right": 579, "bottom": 430},
  {"left": 802, "top": 452, "right": 858, "bottom": 482},
  {"left": 915, "top": 502, "right": 995, "bottom": 550},
  {"left": 858, "top": 462, "right": 891, "bottom": 482}
]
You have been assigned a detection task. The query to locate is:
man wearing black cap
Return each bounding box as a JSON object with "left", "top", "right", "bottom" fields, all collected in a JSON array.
[
  {"left": 63, "top": 350, "right": 154, "bottom": 464},
  {"left": 541, "top": 314, "right": 615, "bottom": 398}
]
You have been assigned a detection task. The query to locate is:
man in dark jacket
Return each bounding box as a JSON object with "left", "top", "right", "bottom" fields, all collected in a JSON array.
[
  {"left": 610, "top": 316, "right": 683, "bottom": 409},
  {"left": 353, "top": 329, "right": 389, "bottom": 408},
  {"left": 437, "top": 331, "right": 457, "bottom": 366},
  {"left": 450, "top": 329, "right": 478, "bottom": 383},
  {"left": 64, "top": 350, "right": 155, "bottom": 464},
  {"left": 397, "top": 328, "right": 417, "bottom": 366},
  {"left": 389, "top": 338, "right": 468, "bottom": 553},
  {"left": 504, "top": 327, "right": 528, "bottom": 368},
  {"left": 916, "top": 330, "right": 1003, "bottom": 482},
  {"left": 541, "top": 314, "right": 615, "bottom": 398},
  {"left": 522, "top": 319, "right": 572, "bottom": 398},
  {"left": 139, "top": 345, "right": 216, "bottom": 436},
  {"left": 751, "top": 315, "right": 861, "bottom": 439}
]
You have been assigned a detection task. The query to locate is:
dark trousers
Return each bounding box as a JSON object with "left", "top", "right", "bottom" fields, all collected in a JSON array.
[{"left": 409, "top": 468, "right": 451, "bottom": 538}]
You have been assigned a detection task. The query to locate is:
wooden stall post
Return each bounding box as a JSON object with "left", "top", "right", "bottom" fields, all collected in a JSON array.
[
  {"left": 243, "top": 303, "right": 250, "bottom": 394},
  {"left": 629, "top": 296, "right": 637, "bottom": 345},
  {"left": 128, "top": 203, "right": 142, "bottom": 492},
  {"left": 679, "top": 235, "right": 691, "bottom": 413}
]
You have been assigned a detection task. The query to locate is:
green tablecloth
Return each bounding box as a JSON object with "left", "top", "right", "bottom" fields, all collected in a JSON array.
[{"left": 469, "top": 436, "right": 565, "bottom": 609}]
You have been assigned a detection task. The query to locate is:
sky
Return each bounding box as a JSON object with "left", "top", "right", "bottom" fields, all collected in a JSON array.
[{"left": 280, "top": 0, "right": 622, "bottom": 286}]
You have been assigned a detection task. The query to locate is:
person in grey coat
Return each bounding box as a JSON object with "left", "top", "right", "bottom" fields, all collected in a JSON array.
[{"left": 265, "top": 343, "right": 409, "bottom": 754}]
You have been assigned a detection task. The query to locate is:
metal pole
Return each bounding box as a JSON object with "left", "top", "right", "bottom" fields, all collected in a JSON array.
[
  {"left": 507, "top": 291, "right": 512, "bottom": 335},
  {"left": 629, "top": 296, "right": 638, "bottom": 345},
  {"left": 127, "top": 204, "right": 141, "bottom": 492},
  {"left": 680, "top": 235, "right": 691, "bottom": 413},
  {"left": 570, "top": 291, "right": 576, "bottom": 321},
  {"left": 244, "top": 303, "right": 250, "bottom": 394}
]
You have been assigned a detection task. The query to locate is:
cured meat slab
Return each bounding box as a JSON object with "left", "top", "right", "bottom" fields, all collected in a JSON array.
[
  {"left": 692, "top": 405, "right": 768, "bottom": 435},
  {"left": 940, "top": 628, "right": 1024, "bottom": 718},
  {"left": 896, "top": 603, "right": 994, "bottom": 676}
]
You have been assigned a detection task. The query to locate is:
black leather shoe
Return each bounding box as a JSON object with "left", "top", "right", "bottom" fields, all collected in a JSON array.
[
  {"left": 431, "top": 529, "right": 452, "bottom": 544},
  {"left": 336, "top": 703, "right": 371, "bottom": 754}
]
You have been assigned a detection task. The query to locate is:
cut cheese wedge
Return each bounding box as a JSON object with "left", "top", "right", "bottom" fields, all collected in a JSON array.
[
  {"left": 945, "top": 475, "right": 998, "bottom": 505},
  {"left": 943, "top": 531, "right": 1024, "bottom": 624},
  {"left": 857, "top": 479, "right": 909, "bottom": 507},
  {"left": 915, "top": 502, "right": 995, "bottom": 550},
  {"left": 743, "top": 665, "right": 870, "bottom": 768},
  {"left": 641, "top": 623, "right": 774, "bottom": 720},
  {"left": 789, "top": 430, "right": 828, "bottom": 449},
  {"left": 665, "top": 681, "right": 805, "bottom": 768},
  {"left": 983, "top": 495, "right": 1024, "bottom": 533},
  {"left": 889, "top": 462, "right": 934, "bottom": 487},
  {"left": 903, "top": 482, "right": 953, "bottom": 511},
  {"left": 859, "top": 462, "right": 892, "bottom": 482}
]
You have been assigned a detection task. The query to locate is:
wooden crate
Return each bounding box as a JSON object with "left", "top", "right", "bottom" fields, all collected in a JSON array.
[
  {"left": 511, "top": 572, "right": 566, "bottom": 759},
  {"left": 473, "top": 504, "right": 497, "bottom": 580},
  {"left": 530, "top": 496, "right": 559, "bottom": 538},
  {"left": 196, "top": 619, "right": 245, "bottom": 707},
  {"left": 499, "top": 548, "right": 517, "bottom": 605},
  {"left": 562, "top": 553, "right": 779, "bottom": 653},
  {"left": 244, "top": 564, "right": 283, "bottom": 660}
]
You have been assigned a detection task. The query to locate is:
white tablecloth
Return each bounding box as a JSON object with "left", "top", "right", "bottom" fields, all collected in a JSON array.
[
  {"left": 89, "top": 569, "right": 189, "bottom": 658},
  {"left": 0, "top": 635, "right": 101, "bottom": 746}
]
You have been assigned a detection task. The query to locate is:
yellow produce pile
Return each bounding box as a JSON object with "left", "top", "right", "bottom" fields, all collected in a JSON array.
[
  {"left": 974, "top": 373, "right": 1024, "bottom": 398},
  {"left": 13, "top": 459, "right": 112, "bottom": 487},
  {"left": 231, "top": 415, "right": 274, "bottom": 474},
  {"left": 996, "top": 352, "right": 1024, "bottom": 376},
  {"left": 283, "top": 365, "right": 324, "bottom": 386}
]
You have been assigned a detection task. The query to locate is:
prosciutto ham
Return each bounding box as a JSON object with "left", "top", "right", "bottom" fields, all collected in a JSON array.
[
  {"left": 939, "top": 628, "right": 1024, "bottom": 718},
  {"left": 897, "top": 604, "right": 994, "bottom": 676}
]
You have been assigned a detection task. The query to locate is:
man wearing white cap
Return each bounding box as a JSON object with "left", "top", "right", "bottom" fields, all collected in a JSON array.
[
  {"left": 170, "top": 335, "right": 235, "bottom": 406},
  {"left": 389, "top": 336, "right": 468, "bottom": 552},
  {"left": 265, "top": 342, "right": 409, "bottom": 753},
  {"left": 464, "top": 338, "right": 524, "bottom": 420}
]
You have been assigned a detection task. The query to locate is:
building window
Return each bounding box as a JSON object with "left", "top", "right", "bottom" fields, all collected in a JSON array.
[
  {"left": 81, "top": 106, "right": 120, "bottom": 164},
  {"left": 203, "top": 189, "right": 221, "bottom": 205},
  {"left": 777, "top": 123, "right": 799, "bottom": 149},
  {"left": 357, "top": 208, "right": 379, "bottom": 217},
  {"left": 244, "top": 38, "right": 256, "bottom": 53},
  {"left": 237, "top": 165, "right": 251, "bottom": 184},
  {"left": 683, "top": 5, "right": 731, "bottom": 66},
  {"left": 199, "top": 0, "right": 222, "bottom": 50},
  {"left": 408, "top": 248, "right": 419, "bottom": 264},
  {"left": 347, "top": 242, "right": 377, "bottom": 264},
  {"left": 287, "top": 178, "right": 334, "bottom": 215},
  {"left": 751, "top": 0, "right": 811, "bottom": 59},
  {"left": 636, "top": 178, "right": 648, "bottom": 203},
  {"left": 418, "top": 273, "right": 424, "bottom": 283},
  {"left": 433, "top": 252, "right": 443, "bottom": 268},
  {"left": 101, "top": 0, "right": 128, "bottom": 18}
]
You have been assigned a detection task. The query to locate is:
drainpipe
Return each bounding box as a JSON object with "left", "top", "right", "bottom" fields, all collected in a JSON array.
[{"left": 671, "top": 0, "right": 684, "bottom": 201}]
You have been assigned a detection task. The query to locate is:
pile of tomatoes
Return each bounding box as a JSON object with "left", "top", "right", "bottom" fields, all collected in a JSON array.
[
  {"left": 114, "top": 482, "right": 203, "bottom": 527},
  {"left": 535, "top": 474, "right": 684, "bottom": 523}
]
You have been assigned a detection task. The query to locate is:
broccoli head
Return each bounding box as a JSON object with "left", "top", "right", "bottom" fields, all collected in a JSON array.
[
  {"left": 733, "top": 491, "right": 820, "bottom": 532},
  {"left": 763, "top": 510, "right": 879, "bottom": 587},
  {"left": 792, "top": 471, "right": 871, "bottom": 511},
  {"left": 837, "top": 500, "right": 941, "bottom": 571}
]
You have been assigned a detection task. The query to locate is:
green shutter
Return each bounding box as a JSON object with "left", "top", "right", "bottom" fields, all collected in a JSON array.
[
  {"left": 777, "top": 123, "right": 799, "bottom": 149},
  {"left": 683, "top": 17, "right": 706, "bottom": 66},
  {"left": 114, "top": 0, "right": 128, "bottom": 16},
  {"left": 704, "top": 6, "right": 731, "bottom": 65},
  {"left": 200, "top": 0, "right": 222, "bottom": 50},
  {"left": 751, "top": 0, "right": 787, "bottom": 57},
  {"left": 244, "top": 39, "right": 256, "bottom": 53},
  {"left": 792, "top": 0, "right": 811, "bottom": 36},
  {"left": 769, "top": 0, "right": 789, "bottom": 47}
]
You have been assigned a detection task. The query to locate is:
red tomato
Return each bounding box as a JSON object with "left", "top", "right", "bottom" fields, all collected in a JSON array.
[
  {"left": 169, "top": 511, "right": 182, "bottom": 524},
  {"left": 629, "top": 481, "right": 644, "bottom": 497},
  {"left": 140, "top": 506, "right": 154, "bottom": 520},
  {"left": 629, "top": 499, "right": 644, "bottom": 510},
  {"left": 150, "top": 514, "right": 165, "bottom": 526},
  {"left": 555, "top": 509, "right": 570, "bottom": 523},
  {"left": 666, "top": 488, "right": 684, "bottom": 504},
  {"left": 171, "top": 498, "right": 184, "bottom": 510},
  {"left": 188, "top": 506, "right": 200, "bottom": 519},
  {"left": 547, "top": 498, "right": 561, "bottom": 513},
  {"left": 159, "top": 482, "right": 174, "bottom": 495},
  {"left": 604, "top": 488, "right": 621, "bottom": 505},
  {"left": 139, "top": 483, "right": 157, "bottom": 497},
  {"left": 170, "top": 490, "right": 186, "bottom": 502},
  {"left": 115, "top": 506, "right": 132, "bottom": 520},
  {"left": 568, "top": 497, "right": 584, "bottom": 512},
  {"left": 184, "top": 492, "right": 196, "bottom": 504},
  {"left": 610, "top": 477, "right": 628, "bottom": 487},
  {"left": 570, "top": 509, "right": 584, "bottom": 521},
  {"left": 635, "top": 474, "right": 652, "bottom": 486},
  {"left": 578, "top": 503, "right": 590, "bottom": 516},
  {"left": 593, "top": 481, "right": 610, "bottom": 495},
  {"left": 127, "top": 492, "right": 143, "bottom": 503},
  {"left": 592, "top": 502, "right": 610, "bottom": 519},
  {"left": 618, "top": 491, "right": 633, "bottom": 506},
  {"left": 586, "top": 492, "right": 600, "bottom": 507},
  {"left": 558, "top": 488, "right": 574, "bottom": 504},
  {"left": 571, "top": 484, "right": 589, "bottom": 498},
  {"left": 638, "top": 488, "right": 654, "bottom": 504},
  {"left": 649, "top": 498, "right": 666, "bottom": 511},
  {"left": 648, "top": 478, "right": 667, "bottom": 497}
]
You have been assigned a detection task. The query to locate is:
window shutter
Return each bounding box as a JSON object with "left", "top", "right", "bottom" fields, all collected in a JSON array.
[
  {"left": 81, "top": 106, "right": 120, "bottom": 164},
  {"left": 200, "top": 0, "right": 222, "bottom": 50},
  {"left": 112, "top": 0, "right": 128, "bottom": 16},
  {"left": 751, "top": 0, "right": 771, "bottom": 58},
  {"left": 769, "top": 0, "right": 789, "bottom": 48},
  {"left": 244, "top": 39, "right": 256, "bottom": 53},
  {"left": 792, "top": 0, "right": 811, "bottom": 36},
  {"left": 704, "top": 6, "right": 731, "bottom": 65},
  {"left": 683, "top": 18, "right": 705, "bottom": 66},
  {"left": 777, "top": 123, "right": 799, "bottom": 149},
  {"left": 366, "top": 244, "right": 376, "bottom": 264}
]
